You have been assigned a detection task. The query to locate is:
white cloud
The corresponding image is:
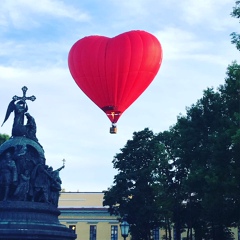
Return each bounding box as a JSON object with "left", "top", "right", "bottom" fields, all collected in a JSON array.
[
  {"left": 180, "top": 0, "right": 237, "bottom": 30},
  {"left": 155, "top": 27, "right": 207, "bottom": 60},
  {"left": 0, "top": 0, "right": 90, "bottom": 29},
  {"left": 112, "top": 0, "right": 148, "bottom": 17},
  {"left": 154, "top": 25, "right": 238, "bottom": 67},
  {"left": 0, "top": 38, "right": 72, "bottom": 69},
  {"left": 181, "top": 0, "right": 215, "bottom": 24}
]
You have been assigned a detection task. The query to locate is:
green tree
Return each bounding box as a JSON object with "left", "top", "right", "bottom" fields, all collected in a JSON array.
[
  {"left": 154, "top": 60, "right": 239, "bottom": 240},
  {"left": 218, "top": 62, "right": 240, "bottom": 232},
  {"left": 103, "top": 128, "right": 165, "bottom": 240},
  {"left": 183, "top": 88, "right": 237, "bottom": 240},
  {"left": 0, "top": 133, "right": 9, "bottom": 145},
  {"left": 155, "top": 129, "right": 189, "bottom": 240},
  {"left": 231, "top": 1, "right": 240, "bottom": 50},
  {"left": 165, "top": 3, "right": 240, "bottom": 238},
  {"left": 172, "top": 59, "right": 239, "bottom": 240}
]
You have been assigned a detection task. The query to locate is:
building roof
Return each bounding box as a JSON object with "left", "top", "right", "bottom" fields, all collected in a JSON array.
[
  {"left": 59, "top": 192, "right": 107, "bottom": 208},
  {"left": 58, "top": 192, "right": 119, "bottom": 224}
]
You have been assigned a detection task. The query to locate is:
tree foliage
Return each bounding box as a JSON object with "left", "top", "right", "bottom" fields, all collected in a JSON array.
[
  {"left": 231, "top": 1, "right": 240, "bottom": 51},
  {"left": 0, "top": 133, "right": 9, "bottom": 145},
  {"left": 103, "top": 129, "right": 164, "bottom": 240}
]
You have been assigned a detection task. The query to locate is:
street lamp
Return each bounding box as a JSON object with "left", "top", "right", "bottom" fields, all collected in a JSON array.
[{"left": 120, "top": 215, "right": 130, "bottom": 240}]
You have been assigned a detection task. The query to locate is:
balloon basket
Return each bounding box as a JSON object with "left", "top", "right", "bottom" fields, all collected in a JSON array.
[{"left": 110, "top": 125, "right": 117, "bottom": 134}]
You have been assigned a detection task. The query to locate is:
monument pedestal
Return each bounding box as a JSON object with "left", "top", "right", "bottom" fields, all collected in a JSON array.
[{"left": 0, "top": 201, "right": 76, "bottom": 240}]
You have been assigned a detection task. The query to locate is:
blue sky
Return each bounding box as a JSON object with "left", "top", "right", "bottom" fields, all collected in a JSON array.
[{"left": 0, "top": 0, "right": 239, "bottom": 191}]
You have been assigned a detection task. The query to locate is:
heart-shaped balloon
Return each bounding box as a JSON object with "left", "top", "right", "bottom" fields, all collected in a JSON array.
[{"left": 68, "top": 30, "right": 163, "bottom": 124}]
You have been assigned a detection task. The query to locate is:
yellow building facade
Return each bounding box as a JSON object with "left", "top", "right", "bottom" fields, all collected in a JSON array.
[
  {"left": 58, "top": 192, "right": 239, "bottom": 240},
  {"left": 58, "top": 192, "right": 130, "bottom": 240}
]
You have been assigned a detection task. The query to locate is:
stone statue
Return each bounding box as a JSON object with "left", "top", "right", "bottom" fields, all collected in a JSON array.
[
  {"left": 0, "top": 151, "right": 18, "bottom": 200},
  {"left": 13, "top": 169, "right": 30, "bottom": 201},
  {"left": 0, "top": 87, "right": 76, "bottom": 240},
  {"left": 2, "top": 86, "right": 36, "bottom": 138},
  {"left": 0, "top": 86, "right": 64, "bottom": 206},
  {"left": 49, "top": 165, "right": 65, "bottom": 206}
]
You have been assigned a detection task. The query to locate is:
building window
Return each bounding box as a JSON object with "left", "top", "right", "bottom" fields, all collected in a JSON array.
[
  {"left": 90, "top": 225, "right": 97, "bottom": 240},
  {"left": 69, "top": 225, "right": 76, "bottom": 233},
  {"left": 152, "top": 228, "right": 159, "bottom": 240},
  {"left": 111, "top": 225, "right": 118, "bottom": 240}
]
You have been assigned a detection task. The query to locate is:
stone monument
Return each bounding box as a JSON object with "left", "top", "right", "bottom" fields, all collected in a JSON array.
[{"left": 0, "top": 86, "right": 76, "bottom": 240}]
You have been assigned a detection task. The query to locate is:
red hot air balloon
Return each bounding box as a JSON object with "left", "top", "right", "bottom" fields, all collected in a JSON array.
[{"left": 68, "top": 30, "right": 163, "bottom": 134}]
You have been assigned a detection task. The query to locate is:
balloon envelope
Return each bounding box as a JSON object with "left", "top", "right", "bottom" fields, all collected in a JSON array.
[{"left": 68, "top": 30, "right": 163, "bottom": 123}]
